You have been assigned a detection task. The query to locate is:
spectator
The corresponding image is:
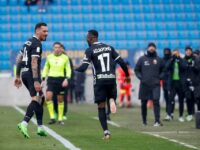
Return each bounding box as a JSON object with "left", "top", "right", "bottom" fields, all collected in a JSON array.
[{"left": 134, "top": 42, "right": 164, "bottom": 127}]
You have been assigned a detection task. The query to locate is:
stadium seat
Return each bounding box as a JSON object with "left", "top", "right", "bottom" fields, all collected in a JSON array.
[{"left": 0, "top": 0, "right": 200, "bottom": 70}]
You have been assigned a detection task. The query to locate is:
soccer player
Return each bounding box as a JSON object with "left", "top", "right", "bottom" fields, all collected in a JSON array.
[
  {"left": 42, "top": 42, "right": 71, "bottom": 125},
  {"left": 76, "top": 29, "right": 130, "bottom": 139},
  {"left": 14, "top": 22, "right": 48, "bottom": 138}
]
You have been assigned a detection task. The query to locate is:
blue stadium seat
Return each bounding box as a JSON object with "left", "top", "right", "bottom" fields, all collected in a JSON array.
[
  {"left": 116, "top": 32, "right": 126, "bottom": 40},
  {"left": 137, "top": 32, "right": 147, "bottom": 40},
  {"left": 1, "top": 52, "right": 10, "bottom": 61},
  {"left": 73, "top": 24, "right": 83, "bottom": 32},
  {"left": 176, "top": 23, "right": 187, "bottom": 30},
  {"left": 167, "top": 32, "right": 178, "bottom": 39},
  {"left": 123, "top": 14, "right": 134, "bottom": 22},
  {"left": 126, "top": 32, "right": 137, "bottom": 40},
  {"left": 124, "top": 23, "right": 136, "bottom": 31},
  {"left": 145, "top": 23, "right": 156, "bottom": 31},
  {"left": 157, "top": 32, "right": 167, "bottom": 39},
  {"left": 72, "top": 15, "right": 82, "bottom": 23},
  {"left": 92, "top": 6, "right": 101, "bottom": 14},
  {"left": 62, "top": 15, "right": 72, "bottom": 23},
  {"left": 105, "top": 32, "right": 115, "bottom": 40},
  {"left": 0, "top": 61, "right": 10, "bottom": 70},
  {"left": 0, "top": 26, "right": 9, "bottom": 33},
  {"left": 114, "top": 23, "right": 125, "bottom": 31},
  {"left": 146, "top": 32, "right": 157, "bottom": 40},
  {"left": 166, "top": 23, "right": 176, "bottom": 30},
  {"left": 135, "top": 24, "right": 145, "bottom": 31},
  {"left": 104, "top": 24, "right": 114, "bottom": 31},
  {"left": 153, "top": 5, "right": 163, "bottom": 13},
  {"left": 0, "top": 43, "right": 8, "bottom": 51}
]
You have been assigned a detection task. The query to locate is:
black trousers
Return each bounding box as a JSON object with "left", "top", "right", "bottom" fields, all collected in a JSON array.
[
  {"left": 168, "top": 81, "right": 184, "bottom": 117},
  {"left": 141, "top": 99, "right": 160, "bottom": 123},
  {"left": 163, "top": 88, "right": 169, "bottom": 113},
  {"left": 186, "top": 91, "right": 195, "bottom": 115}
]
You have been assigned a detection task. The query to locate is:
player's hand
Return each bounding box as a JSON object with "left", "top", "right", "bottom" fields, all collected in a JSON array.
[
  {"left": 62, "top": 79, "right": 68, "bottom": 87},
  {"left": 34, "top": 81, "right": 42, "bottom": 92},
  {"left": 14, "top": 78, "right": 22, "bottom": 88},
  {"left": 124, "top": 77, "right": 131, "bottom": 83}
]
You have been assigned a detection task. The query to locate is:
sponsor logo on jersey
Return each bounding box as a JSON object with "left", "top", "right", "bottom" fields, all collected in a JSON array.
[
  {"left": 97, "top": 73, "right": 116, "bottom": 79},
  {"left": 25, "top": 41, "right": 32, "bottom": 46}
]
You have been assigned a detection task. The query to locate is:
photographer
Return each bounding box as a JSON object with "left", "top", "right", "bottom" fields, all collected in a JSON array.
[{"left": 166, "top": 49, "right": 186, "bottom": 122}]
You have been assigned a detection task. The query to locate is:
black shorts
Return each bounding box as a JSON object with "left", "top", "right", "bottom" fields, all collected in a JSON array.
[
  {"left": 47, "top": 77, "right": 65, "bottom": 95},
  {"left": 94, "top": 83, "right": 117, "bottom": 103},
  {"left": 21, "top": 71, "right": 42, "bottom": 97}
]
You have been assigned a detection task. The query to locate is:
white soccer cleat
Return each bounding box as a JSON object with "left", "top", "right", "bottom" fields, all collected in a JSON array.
[
  {"left": 163, "top": 115, "right": 172, "bottom": 121},
  {"left": 109, "top": 98, "right": 116, "bottom": 114}
]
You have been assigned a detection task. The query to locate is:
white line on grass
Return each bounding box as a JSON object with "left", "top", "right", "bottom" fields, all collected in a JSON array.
[
  {"left": 142, "top": 132, "right": 199, "bottom": 150},
  {"left": 14, "top": 106, "right": 81, "bottom": 150},
  {"left": 92, "top": 116, "right": 198, "bottom": 150},
  {"left": 93, "top": 117, "right": 121, "bottom": 127}
]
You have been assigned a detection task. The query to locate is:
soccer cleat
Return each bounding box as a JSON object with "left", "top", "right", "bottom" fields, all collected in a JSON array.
[
  {"left": 58, "top": 121, "right": 65, "bottom": 125},
  {"left": 48, "top": 119, "right": 56, "bottom": 125},
  {"left": 17, "top": 123, "right": 30, "bottom": 139},
  {"left": 186, "top": 115, "right": 193, "bottom": 122},
  {"left": 110, "top": 99, "right": 116, "bottom": 114},
  {"left": 178, "top": 117, "right": 185, "bottom": 122},
  {"left": 37, "top": 127, "right": 47, "bottom": 137},
  {"left": 163, "top": 115, "right": 172, "bottom": 121},
  {"left": 102, "top": 130, "right": 111, "bottom": 140}
]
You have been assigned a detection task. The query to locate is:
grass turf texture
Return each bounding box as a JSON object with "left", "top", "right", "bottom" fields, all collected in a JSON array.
[{"left": 0, "top": 104, "right": 199, "bottom": 150}]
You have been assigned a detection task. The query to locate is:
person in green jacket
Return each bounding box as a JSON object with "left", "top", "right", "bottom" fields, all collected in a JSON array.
[{"left": 42, "top": 42, "right": 71, "bottom": 125}]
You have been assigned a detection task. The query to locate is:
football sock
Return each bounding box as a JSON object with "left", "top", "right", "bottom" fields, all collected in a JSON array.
[
  {"left": 58, "top": 102, "right": 64, "bottom": 121},
  {"left": 34, "top": 101, "right": 43, "bottom": 126},
  {"left": 98, "top": 107, "right": 108, "bottom": 131},
  {"left": 23, "top": 101, "right": 35, "bottom": 123},
  {"left": 46, "top": 100, "right": 55, "bottom": 119}
]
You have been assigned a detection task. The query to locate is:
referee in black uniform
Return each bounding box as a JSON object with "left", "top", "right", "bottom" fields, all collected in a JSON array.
[
  {"left": 76, "top": 29, "right": 130, "bottom": 140},
  {"left": 14, "top": 22, "right": 48, "bottom": 138}
]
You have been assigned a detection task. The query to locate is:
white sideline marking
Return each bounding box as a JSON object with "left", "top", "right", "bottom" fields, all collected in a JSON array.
[
  {"left": 142, "top": 132, "right": 199, "bottom": 150},
  {"left": 93, "top": 117, "right": 121, "bottom": 128},
  {"left": 93, "top": 116, "right": 198, "bottom": 149},
  {"left": 14, "top": 106, "right": 81, "bottom": 150}
]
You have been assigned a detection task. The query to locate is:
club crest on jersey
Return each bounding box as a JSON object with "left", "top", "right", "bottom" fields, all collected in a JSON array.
[
  {"left": 25, "top": 41, "right": 32, "bottom": 46},
  {"left": 153, "top": 59, "right": 157, "bottom": 64},
  {"left": 36, "top": 47, "right": 40, "bottom": 52},
  {"left": 144, "top": 61, "right": 150, "bottom": 66}
]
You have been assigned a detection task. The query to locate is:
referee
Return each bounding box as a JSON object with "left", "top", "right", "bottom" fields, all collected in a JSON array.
[{"left": 42, "top": 42, "right": 71, "bottom": 125}]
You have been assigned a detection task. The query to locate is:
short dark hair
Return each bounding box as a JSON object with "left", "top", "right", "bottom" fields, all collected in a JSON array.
[
  {"left": 148, "top": 42, "right": 156, "bottom": 49},
  {"left": 185, "top": 46, "right": 192, "bottom": 51},
  {"left": 88, "top": 29, "right": 98, "bottom": 38},
  {"left": 53, "top": 42, "right": 62, "bottom": 46},
  {"left": 35, "top": 22, "right": 47, "bottom": 32},
  {"left": 60, "top": 43, "right": 65, "bottom": 50}
]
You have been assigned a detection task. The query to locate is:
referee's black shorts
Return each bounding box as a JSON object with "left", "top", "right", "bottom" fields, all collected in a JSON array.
[
  {"left": 47, "top": 77, "right": 65, "bottom": 95},
  {"left": 21, "top": 71, "right": 42, "bottom": 97},
  {"left": 94, "top": 83, "right": 117, "bottom": 104}
]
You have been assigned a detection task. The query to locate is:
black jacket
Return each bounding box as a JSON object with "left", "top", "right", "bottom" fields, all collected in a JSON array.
[
  {"left": 162, "top": 56, "right": 171, "bottom": 90},
  {"left": 165, "top": 56, "right": 186, "bottom": 91},
  {"left": 184, "top": 56, "right": 200, "bottom": 99},
  {"left": 134, "top": 53, "right": 164, "bottom": 100}
]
